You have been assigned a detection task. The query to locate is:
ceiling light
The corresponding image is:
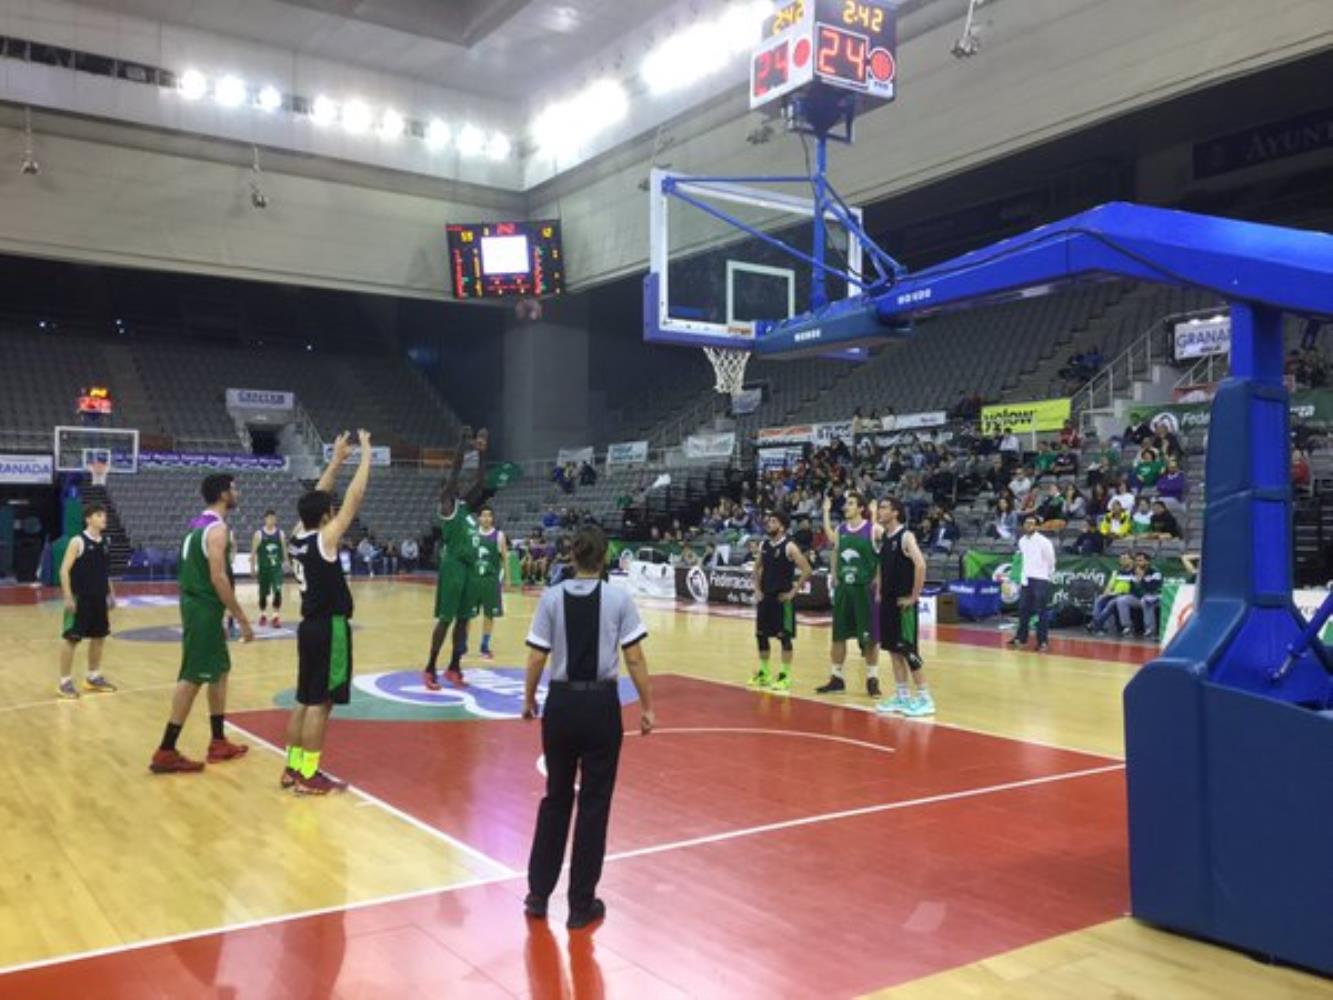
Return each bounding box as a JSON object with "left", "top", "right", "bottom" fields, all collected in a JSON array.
[
  {"left": 215, "top": 75, "right": 246, "bottom": 108},
  {"left": 485, "top": 132, "right": 512, "bottom": 160},
  {"left": 256, "top": 86, "right": 283, "bottom": 112},
  {"left": 584, "top": 78, "right": 628, "bottom": 125},
  {"left": 379, "top": 108, "right": 405, "bottom": 139},
  {"left": 457, "top": 124, "right": 485, "bottom": 157},
  {"left": 643, "top": 24, "right": 729, "bottom": 95},
  {"left": 341, "top": 100, "right": 372, "bottom": 134},
  {"left": 179, "top": 69, "right": 208, "bottom": 100},
  {"left": 426, "top": 118, "right": 451, "bottom": 149},
  {"left": 311, "top": 95, "right": 338, "bottom": 126}
]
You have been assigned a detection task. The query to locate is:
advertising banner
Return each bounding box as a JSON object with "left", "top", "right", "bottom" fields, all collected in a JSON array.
[
  {"left": 1173, "top": 316, "right": 1230, "bottom": 360},
  {"left": 225, "top": 388, "right": 295, "bottom": 410},
  {"left": 0, "top": 453, "right": 54, "bottom": 484},
  {"left": 757, "top": 446, "right": 804, "bottom": 473},
  {"left": 556, "top": 446, "right": 595, "bottom": 466},
  {"left": 323, "top": 444, "right": 391, "bottom": 466},
  {"left": 756, "top": 424, "right": 816, "bottom": 445},
  {"left": 141, "top": 451, "right": 289, "bottom": 472},
  {"left": 980, "top": 398, "right": 1071, "bottom": 434},
  {"left": 675, "top": 565, "right": 831, "bottom": 610},
  {"left": 606, "top": 441, "right": 649, "bottom": 466},
  {"left": 684, "top": 432, "right": 736, "bottom": 459},
  {"left": 963, "top": 550, "right": 1185, "bottom": 608},
  {"left": 1159, "top": 583, "right": 1333, "bottom": 647},
  {"left": 1126, "top": 389, "right": 1333, "bottom": 434},
  {"left": 731, "top": 388, "right": 763, "bottom": 415},
  {"left": 883, "top": 411, "right": 947, "bottom": 431}
]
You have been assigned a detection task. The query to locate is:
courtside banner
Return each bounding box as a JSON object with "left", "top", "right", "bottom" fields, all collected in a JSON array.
[
  {"left": 0, "top": 453, "right": 54, "bottom": 484},
  {"left": 980, "top": 398, "right": 1071, "bottom": 434},
  {"left": 606, "top": 441, "right": 649, "bottom": 466},
  {"left": 225, "top": 388, "right": 295, "bottom": 410},
  {"left": 324, "top": 444, "right": 391, "bottom": 466},
  {"left": 883, "top": 411, "right": 947, "bottom": 431}
]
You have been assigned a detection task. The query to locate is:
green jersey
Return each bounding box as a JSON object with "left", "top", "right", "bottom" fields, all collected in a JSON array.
[
  {"left": 180, "top": 514, "right": 231, "bottom": 609},
  {"left": 476, "top": 528, "right": 505, "bottom": 579},
  {"left": 835, "top": 520, "right": 877, "bottom": 586},
  {"left": 438, "top": 500, "right": 480, "bottom": 570},
  {"left": 256, "top": 529, "right": 285, "bottom": 575}
]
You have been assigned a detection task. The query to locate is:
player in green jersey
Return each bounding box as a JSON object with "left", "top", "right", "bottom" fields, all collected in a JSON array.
[
  {"left": 816, "top": 491, "right": 883, "bottom": 698},
  {"left": 475, "top": 505, "right": 508, "bottom": 660},
  {"left": 149, "top": 473, "right": 254, "bottom": 774},
  {"left": 423, "top": 426, "right": 488, "bottom": 689},
  {"left": 250, "top": 510, "right": 288, "bottom": 628}
]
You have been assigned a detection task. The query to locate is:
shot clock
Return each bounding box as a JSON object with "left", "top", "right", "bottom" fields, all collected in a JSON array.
[{"left": 750, "top": 0, "right": 897, "bottom": 110}]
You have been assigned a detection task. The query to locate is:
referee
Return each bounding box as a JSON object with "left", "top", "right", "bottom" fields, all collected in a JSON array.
[{"left": 522, "top": 525, "right": 654, "bottom": 930}]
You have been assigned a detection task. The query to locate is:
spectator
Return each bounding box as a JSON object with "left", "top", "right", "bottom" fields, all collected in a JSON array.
[
  {"left": 1009, "top": 515, "right": 1055, "bottom": 652},
  {"left": 1067, "top": 517, "right": 1106, "bottom": 556},
  {"left": 1151, "top": 425, "right": 1183, "bottom": 462},
  {"left": 1155, "top": 459, "right": 1188, "bottom": 507},
  {"left": 579, "top": 461, "right": 598, "bottom": 486},
  {"left": 1112, "top": 478, "right": 1138, "bottom": 516},
  {"left": 383, "top": 541, "right": 400, "bottom": 576},
  {"left": 1087, "top": 483, "right": 1110, "bottom": 518},
  {"left": 1063, "top": 485, "right": 1087, "bottom": 521},
  {"left": 401, "top": 536, "right": 420, "bottom": 573},
  {"left": 1292, "top": 447, "right": 1312, "bottom": 490},
  {"left": 1132, "top": 447, "right": 1164, "bottom": 490},
  {"left": 1087, "top": 552, "right": 1135, "bottom": 632},
  {"left": 1058, "top": 420, "right": 1082, "bottom": 450},
  {"left": 1100, "top": 500, "right": 1132, "bottom": 539},
  {"left": 1052, "top": 445, "right": 1079, "bottom": 476},
  {"left": 1036, "top": 483, "right": 1067, "bottom": 531},
  {"left": 1130, "top": 497, "right": 1154, "bottom": 535},
  {"left": 1113, "top": 551, "right": 1163, "bottom": 638},
  {"left": 1123, "top": 418, "right": 1153, "bottom": 447},
  {"left": 1145, "top": 500, "right": 1181, "bottom": 540},
  {"left": 987, "top": 496, "right": 1018, "bottom": 541},
  {"left": 1034, "top": 442, "right": 1057, "bottom": 476},
  {"left": 999, "top": 426, "right": 1022, "bottom": 458},
  {"left": 927, "top": 509, "right": 959, "bottom": 554},
  {"left": 541, "top": 509, "right": 560, "bottom": 530},
  {"left": 357, "top": 535, "right": 380, "bottom": 577},
  {"left": 1008, "top": 466, "right": 1033, "bottom": 501}
]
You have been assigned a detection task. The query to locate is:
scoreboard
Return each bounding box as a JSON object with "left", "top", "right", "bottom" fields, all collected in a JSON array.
[
  {"left": 446, "top": 220, "right": 564, "bottom": 299},
  {"left": 750, "top": 0, "right": 897, "bottom": 110}
]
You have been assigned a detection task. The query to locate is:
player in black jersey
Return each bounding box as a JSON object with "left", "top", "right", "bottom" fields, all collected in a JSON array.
[
  {"left": 280, "top": 430, "right": 371, "bottom": 795},
  {"left": 873, "top": 497, "right": 934, "bottom": 717},
  {"left": 56, "top": 503, "right": 118, "bottom": 698},
  {"left": 749, "top": 511, "right": 812, "bottom": 693}
]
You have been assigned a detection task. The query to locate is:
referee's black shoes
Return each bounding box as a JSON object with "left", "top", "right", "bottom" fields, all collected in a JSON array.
[
  {"left": 523, "top": 893, "right": 548, "bottom": 919},
  {"left": 567, "top": 899, "right": 606, "bottom": 931}
]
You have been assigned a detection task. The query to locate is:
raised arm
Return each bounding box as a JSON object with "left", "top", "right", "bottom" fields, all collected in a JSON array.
[
  {"left": 322, "top": 429, "right": 373, "bottom": 551},
  {"left": 440, "top": 425, "right": 472, "bottom": 510},
  {"left": 315, "top": 431, "right": 352, "bottom": 494},
  {"left": 463, "top": 429, "right": 488, "bottom": 507}
]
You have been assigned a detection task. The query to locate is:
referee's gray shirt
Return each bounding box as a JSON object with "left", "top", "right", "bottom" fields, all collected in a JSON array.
[{"left": 525, "top": 579, "right": 648, "bottom": 681}]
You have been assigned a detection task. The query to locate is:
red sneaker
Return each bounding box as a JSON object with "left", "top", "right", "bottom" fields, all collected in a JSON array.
[
  {"left": 281, "top": 767, "right": 300, "bottom": 789},
  {"left": 294, "top": 771, "right": 348, "bottom": 796},
  {"left": 207, "top": 738, "right": 249, "bottom": 763},
  {"left": 272, "top": 615, "right": 281, "bottom": 629},
  {"left": 259, "top": 614, "right": 268, "bottom": 628},
  {"left": 422, "top": 670, "right": 441, "bottom": 692},
  {"left": 150, "top": 749, "right": 205, "bottom": 774},
  {"left": 444, "top": 667, "right": 466, "bottom": 687}
]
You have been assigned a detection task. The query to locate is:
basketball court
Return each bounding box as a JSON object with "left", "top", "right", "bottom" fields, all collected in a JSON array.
[{"left": 0, "top": 577, "right": 1327, "bottom": 998}]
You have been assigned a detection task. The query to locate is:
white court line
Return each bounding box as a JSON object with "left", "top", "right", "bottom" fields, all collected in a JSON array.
[
  {"left": 669, "top": 671, "right": 1126, "bottom": 762},
  {"left": 224, "top": 720, "right": 518, "bottom": 878},
  {"left": 0, "top": 757, "right": 1121, "bottom": 979},
  {"left": 604, "top": 762, "right": 1126, "bottom": 863}
]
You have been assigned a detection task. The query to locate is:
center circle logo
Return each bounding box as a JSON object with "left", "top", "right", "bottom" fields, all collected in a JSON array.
[{"left": 353, "top": 667, "right": 640, "bottom": 720}]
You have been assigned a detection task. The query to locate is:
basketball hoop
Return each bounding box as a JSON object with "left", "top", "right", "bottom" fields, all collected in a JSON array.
[
  {"left": 86, "top": 459, "right": 109, "bottom": 486},
  {"left": 703, "top": 345, "right": 751, "bottom": 397}
]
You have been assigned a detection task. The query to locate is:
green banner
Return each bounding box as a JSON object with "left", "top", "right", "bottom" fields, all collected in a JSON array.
[
  {"left": 963, "top": 550, "right": 1185, "bottom": 607},
  {"left": 1126, "top": 389, "right": 1333, "bottom": 433}
]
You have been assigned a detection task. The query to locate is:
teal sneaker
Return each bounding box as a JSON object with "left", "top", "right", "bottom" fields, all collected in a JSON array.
[
  {"left": 874, "top": 694, "right": 910, "bottom": 715},
  {"left": 902, "top": 693, "right": 936, "bottom": 717}
]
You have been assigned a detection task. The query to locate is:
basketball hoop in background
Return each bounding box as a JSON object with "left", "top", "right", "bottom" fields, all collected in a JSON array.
[
  {"left": 703, "top": 343, "right": 751, "bottom": 397},
  {"left": 514, "top": 297, "right": 543, "bottom": 322}
]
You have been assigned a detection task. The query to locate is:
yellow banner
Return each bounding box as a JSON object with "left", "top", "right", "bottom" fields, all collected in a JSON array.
[{"left": 980, "top": 398, "right": 1071, "bottom": 434}]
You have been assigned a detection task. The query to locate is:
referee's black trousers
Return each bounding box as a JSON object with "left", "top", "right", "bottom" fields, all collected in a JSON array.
[{"left": 527, "top": 685, "right": 624, "bottom": 910}]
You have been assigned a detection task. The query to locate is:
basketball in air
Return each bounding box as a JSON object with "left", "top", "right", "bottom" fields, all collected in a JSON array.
[{"left": 514, "top": 297, "right": 543, "bottom": 322}]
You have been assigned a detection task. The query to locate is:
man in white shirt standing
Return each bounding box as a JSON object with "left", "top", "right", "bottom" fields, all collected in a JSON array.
[{"left": 1010, "top": 514, "right": 1056, "bottom": 652}]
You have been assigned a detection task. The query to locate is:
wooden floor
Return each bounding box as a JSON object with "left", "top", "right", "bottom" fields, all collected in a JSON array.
[{"left": 0, "top": 577, "right": 1328, "bottom": 998}]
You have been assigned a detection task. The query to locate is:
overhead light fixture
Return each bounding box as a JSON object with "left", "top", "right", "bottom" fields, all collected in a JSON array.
[
  {"left": 457, "top": 124, "right": 486, "bottom": 157},
  {"left": 256, "top": 85, "right": 283, "bottom": 112},
  {"left": 379, "top": 109, "right": 405, "bottom": 139},
  {"left": 952, "top": 0, "right": 985, "bottom": 58},
  {"left": 426, "top": 118, "right": 451, "bottom": 149},
  {"left": 20, "top": 106, "right": 39, "bottom": 176},
  {"left": 485, "top": 132, "right": 512, "bottom": 160},
  {"left": 532, "top": 78, "right": 628, "bottom": 156},
  {"left": 179, "top": 69, "right": 208, "bottom": 100},
  {"left": 311, "top": 95, "right": 339, "bottom": 126},
  {"left": 341, "top": 100, "right": 372, "bottom": 134},
  {"left": 215, "top": 75, "right": 247, "bottom": 108},
  {"left": 642, "top": 2, "right": 770, "bottom": 95}
]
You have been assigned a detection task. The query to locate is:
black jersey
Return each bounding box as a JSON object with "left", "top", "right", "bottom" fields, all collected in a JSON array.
[
  {"left": 290, "top": 529, "right": 354, "bottom": 619},
  {"left": 759, "top": 535, "right": 797, "bottom": 596},
  {"left": 69, "top": 531, "right": 110, "bottom": 598},
  {"left": 878, "top": 526, "right": 917, "bottom": 599}
]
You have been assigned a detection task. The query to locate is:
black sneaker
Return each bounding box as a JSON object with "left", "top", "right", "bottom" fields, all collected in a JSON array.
[
  {"left": 867, "top": 677, "right": 882, "bottom": 697},
  {"left": 567, "top": 898, "right": 606, "bottom": 930},
  {"left": 816, "top": 676, "right": 846, "bottom": 694},
  {"left": 523, "top": 893, "right": 548, "bottom": 919}
]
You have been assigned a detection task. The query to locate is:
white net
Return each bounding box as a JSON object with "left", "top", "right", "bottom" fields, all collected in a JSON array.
[{"left": 703, "top": 346, "right": 751, "bottom": 396}]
